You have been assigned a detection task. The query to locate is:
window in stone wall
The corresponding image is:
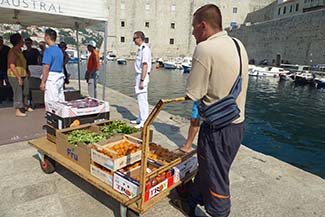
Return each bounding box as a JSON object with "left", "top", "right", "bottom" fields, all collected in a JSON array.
[
  {"left": 169, "top": 38, "right": 174, "bottom": 45},
  {"left": 233, "top": 7, "right": 237, "bottom": 13},
  {"left": 145, "top": 22, "right": 150, "bottom": 28},
  {"left": 121, "top": 21, "right": 125, "bottom": 27},
  {"left": 171, "top": 3, "right": 176, "bottom": 12},
  {"left": 120, "top": 36, "right": 125, "bottom": 43},
  {"left": 296, "top": 3, "right": 299, "bottom": 11},
  {"left": 278, "top": 7, "right": 281, "bottom": 15},
  {"left": 171, "top": 22, "right": 175, "bottom": 29},
  {"left": 283, "top": 6, "right": 286, "bottom": 14},
  {"left": 290, "top": 5, "right": 293, "bottom": 12},
  {"left": 145, "top": 37, "right": 149, "bottom": 43},
  {"left": 145, "top": 2, "right": 150, "bottom": 10}
]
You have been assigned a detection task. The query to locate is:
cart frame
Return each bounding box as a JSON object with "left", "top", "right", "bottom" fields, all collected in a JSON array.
[{"left": 29, "top": 97, "right": 196, "bottom": 217}]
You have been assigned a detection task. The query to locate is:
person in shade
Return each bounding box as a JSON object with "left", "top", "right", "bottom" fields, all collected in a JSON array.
[
  {"left": 0, "top": 36, "right": 10, "bottom": 87},
  {"left": 40, "top": 29, "right": 64, "bottom": 104},
  {"left": 59, "top": 41, "right": 70, "bottom": 87},
  {"left": 130, "top": 31, "right": 152, "bottom": 129},
  {"left": 7, "top": 33, "right": 29, "bottom": 117},
  {"left": 173, "top": 4, "right": 249, "bottom": 217},
  {"left": 85, "top": 40, "right": 100, "bottom": 98}
]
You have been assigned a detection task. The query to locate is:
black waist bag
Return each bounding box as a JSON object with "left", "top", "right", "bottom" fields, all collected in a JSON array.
[{"left": 199, "top": 38, "right": 243, "bottom": 129}]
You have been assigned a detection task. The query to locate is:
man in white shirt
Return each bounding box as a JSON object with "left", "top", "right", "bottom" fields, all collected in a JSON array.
[{"left": 131, "top": 31, "right": 152, "bottom": 128}]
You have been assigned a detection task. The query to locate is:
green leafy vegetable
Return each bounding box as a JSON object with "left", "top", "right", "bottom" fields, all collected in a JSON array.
[
  {"left": 100, "top": 120, "right": 139, "bottom": 137},
  {"left": 67, "top": 129, "right": 107, "bottom": 145}
]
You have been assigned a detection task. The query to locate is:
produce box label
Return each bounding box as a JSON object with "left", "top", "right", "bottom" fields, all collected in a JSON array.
[
  {"left": 173, "top": 155, "right": 198, "bottom": 183},
  {"left": 46, "top": 97, "right": 110, "bottom": 118},
  {"left": 113, "top": 171, "right": 139, "bottom": 198},
  {"left": 90, "top": 164, "right": 113, "bottom": 187}
]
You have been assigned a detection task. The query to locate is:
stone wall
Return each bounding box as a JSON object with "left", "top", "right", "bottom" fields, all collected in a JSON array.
[
  {"left": 228, "top": 9, "right": 325, "bottom": 65},
  {"left": 105, "top": 0, "right": 274, "bottom": 59}
]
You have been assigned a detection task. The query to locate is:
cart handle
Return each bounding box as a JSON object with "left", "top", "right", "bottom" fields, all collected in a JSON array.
[{"left": 139, "top": 96, "right": 190, "bottom": 208}]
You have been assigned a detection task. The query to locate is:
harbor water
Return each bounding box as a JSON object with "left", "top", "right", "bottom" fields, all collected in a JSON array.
[{"left": 68, "top": 61, "right": 325, "bottom": 178}]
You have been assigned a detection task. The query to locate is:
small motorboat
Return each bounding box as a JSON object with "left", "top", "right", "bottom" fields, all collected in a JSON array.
[
  {"left": 182, "top": 57, "right": 192, "bottom": 73},
  {"left": 163, "top": 61, "right": 177, "bottom": 69},
  {"left": 314, "top": 77, "right": 325, "bottom": 88},
  {"left": 117, "top": 58, "right": 127, "bottom": 65},
  {"left": 294, "top": 71, "right": 315, "bottom": 85}
]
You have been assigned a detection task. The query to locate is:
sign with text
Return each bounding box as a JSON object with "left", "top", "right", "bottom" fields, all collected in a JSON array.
[{"left": 0, "top": 0, "right": 108, "bottom": 21}]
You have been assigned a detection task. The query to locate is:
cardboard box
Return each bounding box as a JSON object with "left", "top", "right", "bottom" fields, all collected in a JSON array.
[
  {"left": 64, "top": 89, "right": 81, "bottom": 101},
  {"left": 56, "top": 126, "right": 94, "bottom": 171},
  {"left": 46, "top": 97, "right": 110, "bottom": 118},
  {"left": 91, "top": 136, "right": 142, "bottom": 171},
  {"left": 47, "top": 111, "right": 110, "bottom": 129},
  {"left": 113, "top": 160, "right": 174, "bottom": 201},
  {"left": 90, "top": 163, "right": 113, "bottom": 187},
  {"left": 55, "top": 122, "right": 147, "bottom": 171},
  {"left": 173, "top": 155, "right": 198, "bottom": 183}
]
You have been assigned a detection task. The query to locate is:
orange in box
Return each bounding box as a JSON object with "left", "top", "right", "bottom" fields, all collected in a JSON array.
[{"left": 91, "top": 136, "right": 142, "bottom": 171}]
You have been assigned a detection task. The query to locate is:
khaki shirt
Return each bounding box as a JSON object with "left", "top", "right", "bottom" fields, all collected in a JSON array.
[{"left": 186, "top": 31, "right": 248, "bottom": 123}]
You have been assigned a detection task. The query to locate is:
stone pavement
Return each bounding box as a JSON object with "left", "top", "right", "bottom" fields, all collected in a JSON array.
[{"left": 0, "top": 80, "right": 324, "bottom": 217}]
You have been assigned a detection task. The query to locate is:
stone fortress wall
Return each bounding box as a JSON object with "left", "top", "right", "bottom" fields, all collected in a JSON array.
[{"left": 228, "top": 8, "right": 325, "bottom": 65}]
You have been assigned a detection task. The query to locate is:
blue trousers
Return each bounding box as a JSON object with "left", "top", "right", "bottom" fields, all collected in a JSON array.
[{"left": 188, "top": 121, "right": 245, "bottom": 217}]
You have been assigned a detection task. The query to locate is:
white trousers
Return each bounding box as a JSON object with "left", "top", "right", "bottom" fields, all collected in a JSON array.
[
  {"left": 88, "top": 72, "right": 98, "bottom": 98},
  {"left": 136, "top": 92, "right": 149, "bottom": 123},
  {"left": 134, "top": 73, "right": 149, "bottom": 123},
  {"left": 45, "top": 72, "right": 65, "bottom": 103}
]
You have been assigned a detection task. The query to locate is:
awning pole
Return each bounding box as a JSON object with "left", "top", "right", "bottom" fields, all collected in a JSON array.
[
  {"left": 75, "top": 22, "right": 81, "bottom": 92},
  {"left": 102, "top": 21, "right": 108, "bottom": 100}
]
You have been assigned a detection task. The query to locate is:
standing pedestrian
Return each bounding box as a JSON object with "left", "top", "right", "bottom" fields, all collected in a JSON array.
[
  {"left": 130, "top": 31, "right": 152, "bottom": 129},
  {"left": 174, "top": 4, "right": 249, "bottom": 217},
  {"left": 59, "top": 41, "right": 70, "bottom": 87},
  {"left": 40, "top": 29, "right": 64, "bottom": 104},
  {"left": 85, "top": 40, "right": 100, "bottom": 98},
  {"left": 7, "top": 33, "right": 28, "bottom": 117}
]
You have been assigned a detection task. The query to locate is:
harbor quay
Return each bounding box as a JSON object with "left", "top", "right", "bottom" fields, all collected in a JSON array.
[{"left": 0, "top": 80, "right": 324, "bottom": 217}]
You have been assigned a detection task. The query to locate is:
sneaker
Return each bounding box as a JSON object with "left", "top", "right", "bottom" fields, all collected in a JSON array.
[
  {"left": 134, "top": 122, "right": 144, "bottom": 129},
  {"left": 26, "top": 107, "right": 34, "bottom": 112},
  {"left": 130, "top": 119, "right": 140, "bottom": 124}
]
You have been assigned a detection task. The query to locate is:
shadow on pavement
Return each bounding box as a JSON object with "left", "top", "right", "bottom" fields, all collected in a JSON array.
[
  {"left": 55, "top": 163, "right": 120, "bottom": 217},
  {"left": 111, "top": 104, "right": 137, "bottom": 120},
  {"left": 152, "top": 122, "right": 186, "bottom": 148}
]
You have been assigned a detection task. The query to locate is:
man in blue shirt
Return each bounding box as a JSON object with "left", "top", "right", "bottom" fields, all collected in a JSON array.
[{"left": 40, "top": 28, "right": 64, "bottom": 103}]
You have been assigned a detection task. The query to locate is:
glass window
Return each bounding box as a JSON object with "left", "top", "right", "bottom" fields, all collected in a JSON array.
[
  {"left": 233, "top": 7, "right": 237, "bottom": 13},
  {"left": 171, "top": 22, "right": 175, "bottom": 29},
  {"left": 278, "top": 7, "right": 281, "bottom": 15},
  {"left": 145, "top": 3, "right": 150, "bottom": 10},
  {"left": 283, "top": 6, "right": 286, "bottom": 14},
  {"left": 120, "top": 36, "right": 125, "bottom": 43},
  {"left": 290, "top": 5, "right": 293, "bottom": 12},
  {"left": 121, "top": 21, "right": 125, "bottom": 27},
  {"left": 171, "top": 3, "right": 176, "bottom": 12},
  {"left": 296, "top": 3, "right": 299, "bottom": 11},
  {"left": 145, "top": 22, "right": 150, "bottom": 28},
  {"left": 169, "top": 38, "right": 174, "bottom": 45},
  {"left": 145, "top": 37, "right": 149, "bottom": 43}
]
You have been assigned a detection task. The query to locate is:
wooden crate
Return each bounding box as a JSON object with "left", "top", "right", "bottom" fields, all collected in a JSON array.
[{"left": 91, "top": 135, "right": 142, "bottom": 171}]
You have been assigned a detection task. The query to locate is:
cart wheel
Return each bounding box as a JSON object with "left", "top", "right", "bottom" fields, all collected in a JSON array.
[
  {"left": 39, "top": 155, "right": 56, "bottom": 174},
  {"left": 127, "top": 209, "right": 140, "bottom": 217}
]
